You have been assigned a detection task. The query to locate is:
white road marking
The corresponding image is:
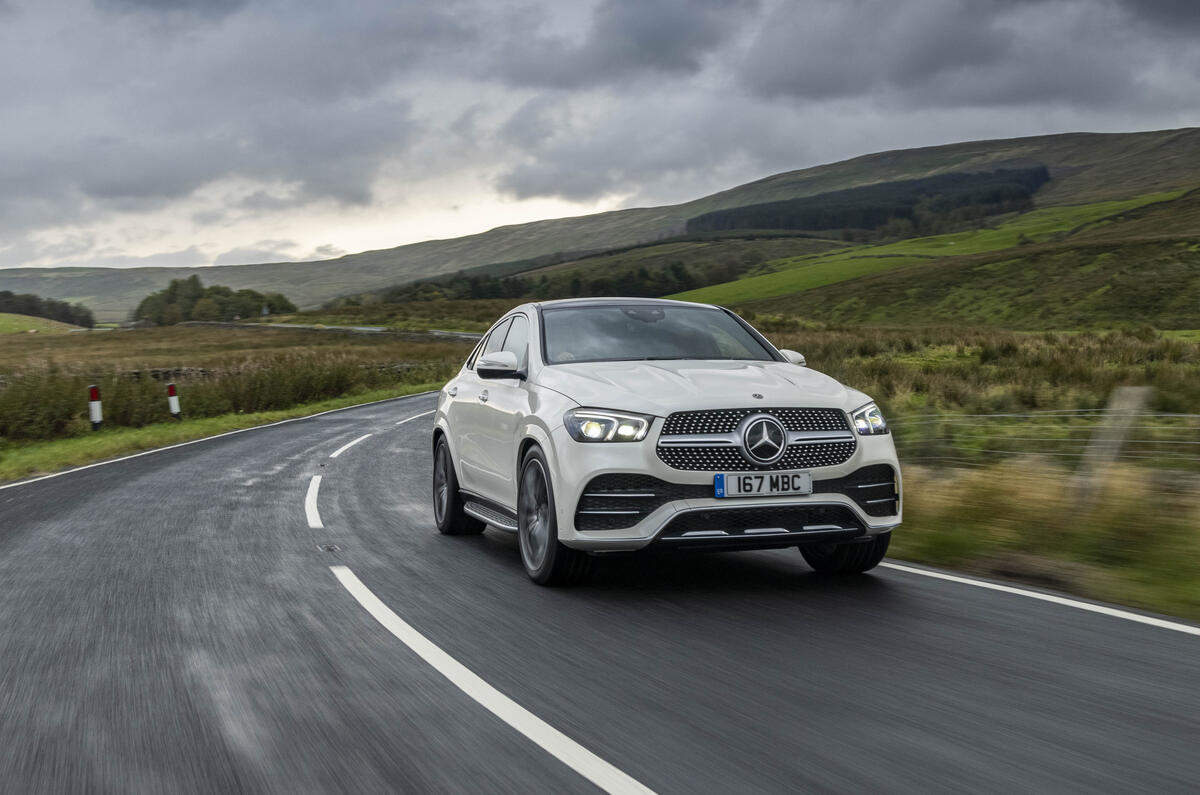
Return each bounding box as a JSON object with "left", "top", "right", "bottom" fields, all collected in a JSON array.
[
  {"left": 305, "top": 476, "right": 324, "bottom": 529},
  {"left": 881, "top": 562, "right": 1200, "bottom": 637},
  {"left": 395, "top": 409, "right": 435, "bottom": 426},
  {"left": 329, "top": 433, "right": 372, "bottom": 459},
  {"left": 0, "top": 390, "right": 437, "bottom": 492},
  {"left": 330, "top": 566, "right": 656, "bottom": 795}
]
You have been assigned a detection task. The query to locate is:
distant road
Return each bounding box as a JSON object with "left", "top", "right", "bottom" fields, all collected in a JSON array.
[{"left": 1, "top": 392, "right": 1197, "bottom": 793}]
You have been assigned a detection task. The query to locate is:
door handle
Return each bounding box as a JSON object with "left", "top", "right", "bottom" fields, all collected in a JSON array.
[
  {"left": 478, "top": 390, "right": 489, "bottom": 403},
  {"left": 447, "top": 386, "right": 458, "bottom": 397}
]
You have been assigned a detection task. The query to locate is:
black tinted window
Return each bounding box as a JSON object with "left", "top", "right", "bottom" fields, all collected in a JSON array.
[{"left": 542, "top": 305, "right": 775, "bottom": 364}]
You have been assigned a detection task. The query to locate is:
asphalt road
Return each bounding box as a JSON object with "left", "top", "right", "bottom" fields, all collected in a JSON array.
[{"left": 1, "top": 392, "right": 1197, "bottom": 794}]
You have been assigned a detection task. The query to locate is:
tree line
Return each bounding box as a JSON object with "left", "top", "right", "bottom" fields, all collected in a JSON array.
[
  {"left": 685, "top": 166, "right": 1052, "bottom": 236},
  {"left": 0, "top": 290, "right": 95, "bottom": 327},
  {"left": 134, "top": 276, "right": 296, "bottom": 325}
]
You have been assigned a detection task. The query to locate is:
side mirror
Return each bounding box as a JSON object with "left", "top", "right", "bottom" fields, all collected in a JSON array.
[
  {"left": 780, "top": 349, "right": 806, "bottom": 367},
  {"left": 477, "top": 350, "right": 523, "bottom": 380}
]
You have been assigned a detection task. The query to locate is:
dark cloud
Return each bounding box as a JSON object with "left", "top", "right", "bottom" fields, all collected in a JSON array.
[
  {"left": 1117, "top": 0, "right": 1200, "bottom": 31},
  {"left": 737, "top": 0, "right": 1162, "bottom": 108},
  {"left": 0, "top": 0, "right": 1196, "bottom": 269},
  {"left": 94, "top": 0, "right": 248, "bottom": 18},
  {"left": 494, "top": 0, "right": 760, "bottom": 88}
]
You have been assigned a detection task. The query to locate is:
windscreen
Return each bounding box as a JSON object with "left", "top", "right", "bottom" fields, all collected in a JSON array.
[{"left": 541, "top": 304, "right": 777, "bottom": 364}]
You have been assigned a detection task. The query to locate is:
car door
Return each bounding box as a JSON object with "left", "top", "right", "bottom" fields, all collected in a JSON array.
[
  {"left": 471, "top": 313, "right": 533, "bottom": 509},
  {"left": 450, "top": 318, "right": 510, "bottom": 496}
]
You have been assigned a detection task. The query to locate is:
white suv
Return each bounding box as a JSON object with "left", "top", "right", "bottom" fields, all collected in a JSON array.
[{"left": 432, "top": 298, "right": 901, "bottom": 585}]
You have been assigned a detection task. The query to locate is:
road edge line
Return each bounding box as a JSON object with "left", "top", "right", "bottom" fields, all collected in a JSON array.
[
  {"left": 880, "top": 562, "right": 1200, "bottom": 637},
  {"left": 329, "top": 565, "right": 656, "bottom": 795},
  {"left": 0, "top": 391, "right": 436, "bottom": 493}
]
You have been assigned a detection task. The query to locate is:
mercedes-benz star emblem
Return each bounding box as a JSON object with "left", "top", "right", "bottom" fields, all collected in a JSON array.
[{"left": 741, "top": 415, "right": 787, "bottom": 465}]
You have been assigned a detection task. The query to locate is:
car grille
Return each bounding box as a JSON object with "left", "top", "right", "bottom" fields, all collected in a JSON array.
[
  {"left": 656, "top": 441, "right": 857, "bottom": 472},
  {"left": 656, "top": 407, "right": 857, "bottom": 472},
  {"left": 661, "top": 407, "right": 849, "bottom": 435},
  {"left": 575, "top": 474, "right": 710, "bottom": 531}
]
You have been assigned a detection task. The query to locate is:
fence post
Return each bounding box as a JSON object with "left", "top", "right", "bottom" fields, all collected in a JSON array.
[
  {"left": 1072, "top": 386, "right": 1151, "bottom": 503},
  {"left": 88, "top": 384, "right": 102, "bottom": 431},
  {"left": 167, "top": 383, "right": 181, "bottom": 420}
]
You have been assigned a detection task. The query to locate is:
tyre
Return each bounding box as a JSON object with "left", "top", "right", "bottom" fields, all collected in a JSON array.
[
  {"left": 433, "top": 436, "right": 485, "bottom": 535},
  {"left": 517, "top": 447, "right": 591, "bottom": 586},
  {"left": 800, "top": 532, "right": 890, "bottom": 574}
]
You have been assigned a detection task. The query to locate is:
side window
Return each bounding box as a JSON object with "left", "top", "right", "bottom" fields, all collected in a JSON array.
[
  {"left": 501, "top": 314, "right": 529, "bottom": 370},
  {"left": 466, "top": 318, "right": 510, "bottom": 370},
  {"left": 464, "top": 340, "right": 484, "bottom": 371}
]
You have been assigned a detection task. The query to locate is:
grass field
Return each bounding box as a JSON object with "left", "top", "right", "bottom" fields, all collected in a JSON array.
[
  {"left": 0, "top": 325, "right": 472, "bottom": 442},
  {"left": 671, "top": 191, "right": 1186, "bottom": 305},
  {"left": 744, "top": 240, "right": 1200, "bottom": 329},
  {"left": 0, "top": 312, "right": 79, "bottom": 335},
  {"left": 259, "top": 299, "right": 519, "bottom": 333}
]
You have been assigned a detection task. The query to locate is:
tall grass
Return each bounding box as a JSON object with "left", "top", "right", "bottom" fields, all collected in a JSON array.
[
  {"left": 0, "top": 326, "right": 471, "bottom": 441},
  {"left": 897, "top": 461, "right": 1200, "bottom": 619},
  {"left": 757, "top": 321, "right": 1200, "bottom": 416}
]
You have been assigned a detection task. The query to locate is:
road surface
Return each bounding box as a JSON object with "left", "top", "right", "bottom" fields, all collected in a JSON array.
[{"left": 1, "top": 392, "right": 1197, "bottom": 793}]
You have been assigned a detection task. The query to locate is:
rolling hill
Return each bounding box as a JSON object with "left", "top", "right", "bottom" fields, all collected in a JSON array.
[
  {"left": 0, "top": 312, "right": 80, "bottom": 334},
  {"left": 3, "top": 127, "right": 1200, "bottom": 321},
  {"left": 710, "top": 188, "right": 1200, "bottom": 329}
]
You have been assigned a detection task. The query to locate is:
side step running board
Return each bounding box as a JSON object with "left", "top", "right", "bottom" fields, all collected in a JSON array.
[{"left": 463, "top": 501, "right": 518, "bottom": 533}]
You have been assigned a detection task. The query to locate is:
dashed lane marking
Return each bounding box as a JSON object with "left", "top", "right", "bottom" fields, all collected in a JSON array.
[
  {"left": 329, "top": 434, "right": 373, "bottom": 459},
  {"left": 395, "top": 409, "right": 435, "bottom": 426},
  {"left": 305, "top": 476, "right": 324, "bottom": 529}
]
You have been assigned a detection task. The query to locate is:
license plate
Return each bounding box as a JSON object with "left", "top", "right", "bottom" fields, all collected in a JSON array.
[{"left": 714, "top": 471, "right": 812, "bottom": 498}]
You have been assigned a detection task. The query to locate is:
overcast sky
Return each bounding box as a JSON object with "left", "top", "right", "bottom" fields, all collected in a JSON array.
[{"left": 1, "top": 0, "right": 1197, "bottom": 270}]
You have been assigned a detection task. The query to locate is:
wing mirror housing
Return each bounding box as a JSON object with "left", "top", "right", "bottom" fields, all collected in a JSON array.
[
  {"left": 780, "top": 349, "right": 806, "bottom": 367},
  {"left": 477, "top": 350, "right": 524, "bottom": 380}
]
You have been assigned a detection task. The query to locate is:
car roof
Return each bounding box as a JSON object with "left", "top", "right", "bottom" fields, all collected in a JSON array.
[{"left": 532, "top": 297, "right": 717, "bottom": 310}]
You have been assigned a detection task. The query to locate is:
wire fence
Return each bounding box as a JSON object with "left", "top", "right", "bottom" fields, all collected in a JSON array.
[{"left": 890, "top": 407, "right": 1200, "bottom": 471}]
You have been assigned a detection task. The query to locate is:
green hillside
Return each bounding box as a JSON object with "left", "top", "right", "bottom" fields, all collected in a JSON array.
[
  {"left": 741, "top": 240, "right": 1200, "bottom": 329},
  {"left": 672, "top": 191, "right": 1186, "bottom": 305},
  {"left": 3, "top": 127, "right": 1199, "bottom": 321},
  {"left": 0, "top": 312, "right": 79, "bottom": 334}
]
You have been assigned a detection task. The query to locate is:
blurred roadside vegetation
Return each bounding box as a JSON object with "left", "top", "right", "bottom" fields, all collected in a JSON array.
[
  {"left": 2, "top": 309, "right": 1198, "bottom": 618},
  {"left": 0, "top": 325, "right": 471, "bottom": 443}
]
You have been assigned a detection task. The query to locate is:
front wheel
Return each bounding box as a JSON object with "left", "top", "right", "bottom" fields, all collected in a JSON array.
[
  {"left": 517, "top": 447, "right": 590, "bottom": 586},
  {"left": 433, "top": 437, "right": 485, "bottom": 535},
  {"left": 800, "top": 532, "right": 890, "bottom": 574}
]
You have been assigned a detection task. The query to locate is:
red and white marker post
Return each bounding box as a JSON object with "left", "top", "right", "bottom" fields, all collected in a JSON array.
[
  {"left": 88, "top": 384, "right": 102, "bottom": 431},
  {"left": 167, "top": 382, "right": 181, "bottom": 420}
]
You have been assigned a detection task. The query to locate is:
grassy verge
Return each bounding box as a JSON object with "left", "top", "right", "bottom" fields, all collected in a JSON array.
[
  {"left": 0, "top": 382, "right": 439, "bottom": 482},
  {"left": 894, "top": 461, "right": 1200, "bottom": 620}
]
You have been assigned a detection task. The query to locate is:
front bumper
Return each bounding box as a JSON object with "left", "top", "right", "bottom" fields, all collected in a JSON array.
[{"left": 548, "top": 421, "right": 901, "bottom": 552}]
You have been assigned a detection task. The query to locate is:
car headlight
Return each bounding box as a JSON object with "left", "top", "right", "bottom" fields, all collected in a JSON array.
[
  {"left": 851, "top": 402, "right": 888, "bottom": 435},
  {"left": 563, "top": 408, "right": 652, "bottom": 442}
]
